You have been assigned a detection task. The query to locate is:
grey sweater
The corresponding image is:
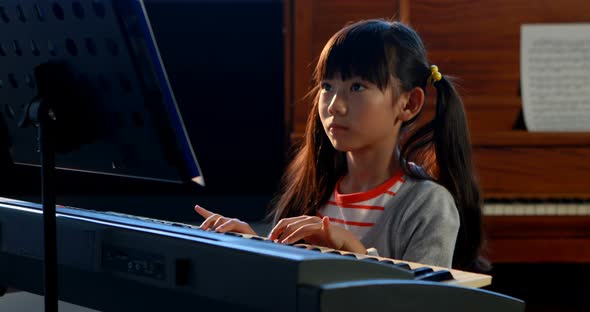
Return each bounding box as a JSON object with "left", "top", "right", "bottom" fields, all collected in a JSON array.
[{"left": 359, "top": 176, "right": 459, "bottom": 268}]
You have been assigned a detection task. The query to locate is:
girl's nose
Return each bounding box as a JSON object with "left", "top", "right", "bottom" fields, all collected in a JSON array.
[{"left": 327, "top": 91, "right": 347, "bottom": 116}]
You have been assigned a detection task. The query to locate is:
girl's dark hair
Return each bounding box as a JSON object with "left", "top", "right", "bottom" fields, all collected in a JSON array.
[{"left": 270, "top": 19, "right": 486, "bottom": 271}]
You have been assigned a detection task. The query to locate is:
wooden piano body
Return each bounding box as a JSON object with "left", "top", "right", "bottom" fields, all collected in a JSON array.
[{"left": 284, "top": 0, "right": 590, "bottom": 264}]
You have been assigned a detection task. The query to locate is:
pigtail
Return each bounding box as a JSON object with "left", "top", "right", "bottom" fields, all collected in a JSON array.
[{"left": 432, "top": 78, "right": 487, "bottom": 272}]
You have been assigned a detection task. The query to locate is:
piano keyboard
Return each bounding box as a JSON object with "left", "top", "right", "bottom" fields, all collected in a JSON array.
[
  {"left": 231, "top": 234, "right": 491, "bottom": 288},
  {"left": 0, "top": 196, "right": 526, "bottom": 312},
  {"left": 484, "top": 199, "right": 590, "bottom": 216},
  {"left": 97, "top": 210, "right": 492, "bottom": 288},
  {"left": 0, "top": 197, "right": 490, "bottom": 289}
]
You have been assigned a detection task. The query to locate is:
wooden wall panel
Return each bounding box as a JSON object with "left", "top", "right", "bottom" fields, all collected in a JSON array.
[{"left": 291, "top": 0, "right": 313, "bottom": 137}]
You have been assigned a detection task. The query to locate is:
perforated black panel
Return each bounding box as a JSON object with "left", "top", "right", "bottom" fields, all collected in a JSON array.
[{"left": 0, "top": 0, "right": 201, "bottom": 183}]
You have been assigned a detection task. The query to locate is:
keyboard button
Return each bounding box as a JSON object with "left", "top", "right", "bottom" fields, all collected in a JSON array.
[{"left": 378, "top": 259, "right": 395, "bottom": 265}]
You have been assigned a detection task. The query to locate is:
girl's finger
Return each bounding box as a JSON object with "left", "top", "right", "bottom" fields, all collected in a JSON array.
[
  {"left": 194, "top": 205, "right": 214, "bottom": 218},
  {"left": 218, "top": 219, "right": 258, "bottom": 235},
  {"left": 199, "top": 214, "right": 221, "bottom": 230},
  {"left": 277, "top": 217, "right": 318, "bottom": 242},
  {"left": 216, "top": 219, "right": 246, "bottom": 233},
  {"left": 211, "top": 216, "right": 227, "bottom": 230},
  {"left": 281, "top": 223, "right": 321, "bottom": 244},
  {"left": 321, "top": 216, "right": 331, "bottom": 233},
  {"left": 268, "top": 216, "right": 308, "bottom": 240}
]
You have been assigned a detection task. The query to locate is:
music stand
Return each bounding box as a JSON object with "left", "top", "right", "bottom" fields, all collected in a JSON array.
[{"left": 0, "top": 1, "right": 204, "bottom": 311}]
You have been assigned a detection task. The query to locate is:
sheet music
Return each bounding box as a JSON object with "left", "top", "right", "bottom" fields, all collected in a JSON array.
[{"left": 521, "top": 24, "right": 590, "bottom": 131}]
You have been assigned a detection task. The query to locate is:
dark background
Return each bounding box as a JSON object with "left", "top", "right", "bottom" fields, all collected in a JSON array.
[{"left": 0, "top": 0, "right": 286, "bottom": 223}]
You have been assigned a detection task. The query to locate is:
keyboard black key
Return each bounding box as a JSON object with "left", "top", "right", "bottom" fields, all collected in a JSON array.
[
  {"left": 170, "top": 222, "right": 192, "bottom": 228},
  {"left": 378, "top": 259, "right": 395, "bottom": 265},
  {"left": 391, "top": 262, "right": 411, "bottom": 270},
  {"left": 361, "top": 257, "right": 381, "bottom": 262},
  {"left": 412, "top": 267, "right": 434, "bottom": 277},
  {"left": 223, "top": 232, "right": 242, "bottom": 237},
  {"left": 416, "top": 270, "right": 454, "bottom": 282}
]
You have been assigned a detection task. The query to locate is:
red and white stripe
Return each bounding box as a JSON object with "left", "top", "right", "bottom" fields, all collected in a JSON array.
[{"left": 318, "top": 171, "right": 405, "bottom": 239}]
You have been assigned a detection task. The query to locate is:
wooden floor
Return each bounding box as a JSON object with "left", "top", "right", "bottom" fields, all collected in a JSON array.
[
  {"left": 484, "top": 263, "right": 590, "bottom": 312},
  {"left": 0, "top": 291, "right": 98, "bottom": 311}
]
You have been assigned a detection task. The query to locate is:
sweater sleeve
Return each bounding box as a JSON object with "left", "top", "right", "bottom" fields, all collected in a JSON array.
[{"left": 398, "top": 183, "right": 460, "bottom": 268}]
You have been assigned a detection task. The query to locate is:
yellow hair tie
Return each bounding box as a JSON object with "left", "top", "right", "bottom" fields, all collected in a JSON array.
[{"left": 427, "top": 65, "right": 442, "bottom": 85}]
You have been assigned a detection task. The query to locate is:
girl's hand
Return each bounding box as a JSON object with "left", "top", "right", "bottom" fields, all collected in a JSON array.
[
  {"left": 268, "top": 215, "right": 366, "bottom": 254},
  {"left": 194, "top": 205, "right": 257, "bottom": 236}
]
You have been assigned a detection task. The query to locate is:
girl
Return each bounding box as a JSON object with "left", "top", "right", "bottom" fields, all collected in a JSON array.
[{"left": 196, "top": 19, "right": 485, "bottom": 271}]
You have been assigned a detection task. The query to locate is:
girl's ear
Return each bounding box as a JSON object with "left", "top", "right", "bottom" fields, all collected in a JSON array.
[{"left": 398, "top": 87, "right": 424, "bottom": 122}]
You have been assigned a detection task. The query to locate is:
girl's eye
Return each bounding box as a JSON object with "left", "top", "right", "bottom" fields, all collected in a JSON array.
[
  {"left": 351, "top": 83, "right": 366, "bottom": 92},
  {"left": 321, "top": 82, "right": 333, "bottom": 92}
]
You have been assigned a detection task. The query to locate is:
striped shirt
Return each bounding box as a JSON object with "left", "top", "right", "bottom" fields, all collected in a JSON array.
[{"left": 318, "top": 171, "right": 405, "bottom": 239}]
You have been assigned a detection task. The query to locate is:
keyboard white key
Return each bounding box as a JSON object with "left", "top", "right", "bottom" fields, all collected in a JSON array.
[{"left": 483, "top": 201, "right": 590, "bottom": 216}]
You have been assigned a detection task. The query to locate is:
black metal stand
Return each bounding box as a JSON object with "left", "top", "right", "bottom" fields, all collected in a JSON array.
[
  {"left": 20, "top": 98, "right": 58, "bottom": 312},
  {"left": 39, "top": 101, "right": 58, "bottom": 312}
]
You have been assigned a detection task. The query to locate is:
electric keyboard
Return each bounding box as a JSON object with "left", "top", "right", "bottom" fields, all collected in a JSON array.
[{"left": 0, "top": 196, "right": 524, "bottom": 312}]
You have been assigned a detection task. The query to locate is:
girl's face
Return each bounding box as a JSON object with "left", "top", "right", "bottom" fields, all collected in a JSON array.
[{"left": 318, "top": 76, "right": 405, "bottom": 153}]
